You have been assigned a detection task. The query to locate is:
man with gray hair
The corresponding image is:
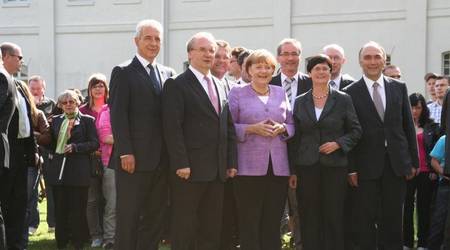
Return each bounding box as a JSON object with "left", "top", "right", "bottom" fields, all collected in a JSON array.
[
  {"left": 108, "top": 19, "right": 175, "bottom": 250},
  {"left": 0, "top": 46, "right": 15, "bottom": 250},
  {"left": 323, "top": 44, "right": 354, "bottom": 90},
  {"left": 162, "top": 32, "right": 237, "bottom": 250}
]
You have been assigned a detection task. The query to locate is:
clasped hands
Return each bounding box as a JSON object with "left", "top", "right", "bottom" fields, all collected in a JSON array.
[{"left": 248, "top": 119, "right": 286, "bottom": 137}]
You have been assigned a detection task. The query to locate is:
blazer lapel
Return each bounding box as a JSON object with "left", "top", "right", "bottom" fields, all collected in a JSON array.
[
  {"left": 129, "top": 57, "right": 157, "bottom": 94},
  {"left": 318, "top": 88, "right": 337, "bottom": 122},
  {"left": 303, "top": 90, "right": 317, "bottom": 122},
  {"left": 356, "top": 78, "right": 383, "bottom": 124},
  {"left": 383, "top": 76, "right": 393, "bottom": 122},
  {"left": 186, "top": 69, "right": 218, "bottom": 117},
  {"left": 214, "top": 78, "right": 227, "bottom": 115}
]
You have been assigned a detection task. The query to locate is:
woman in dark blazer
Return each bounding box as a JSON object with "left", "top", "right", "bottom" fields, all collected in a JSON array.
[
  {"left": 288, "top": 54, "right": 361, "bottom": 250},
  {"left": 403, "top": 93, "right": 440, "bottom": 249},
  {"left": 229, "top": 49, "right": 295, "bottom": 250},
  {"left": 47, "top": 90, "right": 99, "bottom": 250}
]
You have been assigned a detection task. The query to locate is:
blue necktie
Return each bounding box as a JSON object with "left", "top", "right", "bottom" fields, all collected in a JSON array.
[{"left": 148, "top": 64, "right": 161, "bottom": 94}]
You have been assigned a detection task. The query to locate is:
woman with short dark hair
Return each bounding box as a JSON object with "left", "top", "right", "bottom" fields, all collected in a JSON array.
[{"left": 289, "top": 54, "right": 361, "bottom": 250}]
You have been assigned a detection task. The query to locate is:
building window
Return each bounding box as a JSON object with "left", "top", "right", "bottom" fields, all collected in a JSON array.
[
  {"left": 66, "top": 0, "right": 94, "bottom": 6},
  {"left": 443, "top": 52, "right": 450, "bottom": 76}
]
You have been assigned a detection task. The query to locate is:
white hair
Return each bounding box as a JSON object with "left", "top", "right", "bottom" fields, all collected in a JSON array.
[
  {"left": 135, "top": 19, "right": 163, "bottom": 38},
  {"left": 323, "top": 44, "right": 345, "bottom": 58}
]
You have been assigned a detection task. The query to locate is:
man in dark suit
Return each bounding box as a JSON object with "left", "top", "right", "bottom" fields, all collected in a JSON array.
[
  {"left": 109, "top": 19, "right": 175, "bottom": 250},
  {"left": 0, "top": 49, "right": 16, "bottom": 250},
  {"left": 322, "top": 44, "right": 355, "bottom": 90},
  {"left": 0, "top": 42, "right": 37, "bottom": 250},
  {"left": 270, "top": 38, "right": 312, "bottom": 108},
  {"left": 343, "top": 41, "right": 418, "bottom": 250},
  {"left": 162, "top": 32, "right": 237, "bottom": 250}
]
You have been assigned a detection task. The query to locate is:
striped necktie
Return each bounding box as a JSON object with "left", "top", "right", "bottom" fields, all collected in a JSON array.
[{"left": 284, "top": 77, "right": 294, "bottom": 103}]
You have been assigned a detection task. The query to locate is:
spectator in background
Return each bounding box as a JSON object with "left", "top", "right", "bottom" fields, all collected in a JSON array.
[
  {"left": 229, "top": 47, "right": 245, "bottom": 81},
  {"left": 236, "top": 49, "right": 252, "bottom": 85},
  {"left": 403, "top": 93, "right": 440, "bottom": 250},
  {"left": 211, "top": 40, "right": 234, "bottom": 92},
  {"left": 28, "top": 75, "right": 58, "bottom": 233},
  {"left": 96, "top": 104, "right": 115, "bottom": 249},
  {"left": 428, "top": 75, "right": 449, "bottom": 125},
  {"left": 46, "top": 90, "right": 99, "bottom": 250},
  {"left": 79, "top": 73, "right": 108, "bottom": 248},
  {"left": 382, "top": 65, "right": 402, "bottom": 79},
  {"left": 425, "top": 73, "right": 438, "bottom": 104}
]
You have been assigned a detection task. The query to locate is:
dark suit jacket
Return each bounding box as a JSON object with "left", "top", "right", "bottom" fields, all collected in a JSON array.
[
  {"left": 8, "top": 79, "right": 37, "bottom": 167},
  {"left": 343, "top": 77, "right": 419, "bottom": 180},
  {"left": 162, "top": 68, "right": 237, "bottom": 182},
  {"left": 421, "top": 121, "right": 440, "bottom": 171},
  {"left": 109, "top": 56, "right": 175, "bottom": 172},
  {"left": 269, "top": 72, "right": 312, "bottom": 96},
  {"left": 338, "top": 74, "right": 355, "bottom": 90},
  {"left": 0, "top": 69, "right": 16, "bottom": 171},
  {"left": 289, "top": 88, "right": 361, "bottom": 170},
  {"left": 47, "top": 112, "right": 99, "bottom": 186}
]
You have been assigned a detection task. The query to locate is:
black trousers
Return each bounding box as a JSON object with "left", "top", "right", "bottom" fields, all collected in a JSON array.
[
  {"left": 170, "top": 174, "right": 224, "bottom": 250},
  {"left": 343, "top": 185, "right": 359, "bottom": 250},
  {"left": 296, "top": 164, "right": 347, "bottom": 250},
  {"left": 220, "top": 178, "right": 239, "bottom": 250},
  {"left": 53, "top": 185, "right": 89, "bottom": 249},
  {"left": 234, "top": 165, "right": 288, "bottom": 250},
  {"left": 356, "top": 155, "right": 406, "bottom": 250},
  {"left": 0, "top": 139, "right": 27, "bottom": 250},
  {"left": 114, "top": 167, "right": 168, "bottom": 250},
  {"left": 403, "top": 172, "right": 436, "bottom": 248},
  {"left": 0, "top": 204, "right": 5, "bottom": 250}
]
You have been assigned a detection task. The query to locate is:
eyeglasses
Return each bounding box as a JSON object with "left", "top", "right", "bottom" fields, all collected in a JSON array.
[
  {"left": 279, "top": 52, "right": 300, "bottom": 57},
  {"left": 60, "top": 100, "right": 76, "bottom": 106},
  {"left": 9, "top": 54, "right": 23, "bottom": 60}
]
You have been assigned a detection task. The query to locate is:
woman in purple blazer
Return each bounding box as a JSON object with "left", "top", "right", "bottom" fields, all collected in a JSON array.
[{"left": 228, "top": 49, "right": 295, "bottom": 250}]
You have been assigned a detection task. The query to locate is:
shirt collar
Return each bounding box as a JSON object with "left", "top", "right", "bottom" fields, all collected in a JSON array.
[
  {"left": 331, "top": 74, "right": 342, "bottom": 84},
  {"left": 189, "top": 65, "right": 212, "bottom": 83},
  {"left": 237, "top": 78, "right": 250, "bottom": 85},
  {"left": 363, "top": 74, "right": 385, "bottom": 90},
  {"left": 281, "top": 72, "right": 299, "bottom": 84},
  {"left": 135, "top": 53, "right": 156, "bottom": 69}
]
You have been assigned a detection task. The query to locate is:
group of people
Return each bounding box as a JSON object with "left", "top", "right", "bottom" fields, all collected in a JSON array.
[{"left": 1, "top": 18, "right": 450, "bottom": 250}]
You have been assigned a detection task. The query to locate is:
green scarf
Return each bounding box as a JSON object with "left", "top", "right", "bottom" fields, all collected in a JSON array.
[{"left": 55, "top": 111, "right": 78, "bottom": 154}]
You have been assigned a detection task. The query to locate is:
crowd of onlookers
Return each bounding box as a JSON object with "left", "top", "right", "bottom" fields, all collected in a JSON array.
[{"left": 1, "top": 18, "right": 450, "bottom": 250}]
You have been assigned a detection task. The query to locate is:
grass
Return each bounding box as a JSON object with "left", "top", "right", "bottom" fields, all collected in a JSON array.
[{"left": 28, "top": 199, "right": 171, "bottom": 250}]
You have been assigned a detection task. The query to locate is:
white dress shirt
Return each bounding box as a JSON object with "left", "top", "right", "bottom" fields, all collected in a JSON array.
[
  {"left": 16, "top": 88, "right": 31, "bottom": 138},
  {"left": 189, "top": 65, "right": 216, "bottom": 98},
  {"left": 330, "top": 74, "right": 342, "bottom": 90}
]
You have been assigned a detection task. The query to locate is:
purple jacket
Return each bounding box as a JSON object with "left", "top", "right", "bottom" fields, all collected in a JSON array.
[{"left": 228, "top": 84, "right": 294, "bottom": 176}]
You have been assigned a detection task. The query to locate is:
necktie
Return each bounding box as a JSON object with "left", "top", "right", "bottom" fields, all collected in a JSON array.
[
  {"left": 330, "top": 80, "right": 337, "bottom": 89},
  {"left": 284, "top": 78, "right": 294, "bottom": 103},
  {"left": 204, "top": 76, "right": 220, "bottom": 114},
  {"left": 372, "top": 82, "right": 384, "bottom": 121},
  {"left": 147, "top": 64, "right": 161, "bottom": 94}
]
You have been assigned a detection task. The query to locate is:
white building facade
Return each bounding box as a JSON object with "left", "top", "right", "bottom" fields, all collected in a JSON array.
[{"left": 1, "top": 0, "right": 449, "bottom": 98}]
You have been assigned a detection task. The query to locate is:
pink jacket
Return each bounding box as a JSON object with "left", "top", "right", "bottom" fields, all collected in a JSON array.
[{"left": 96, "top": 105, "right": 113, "bottom": 167}]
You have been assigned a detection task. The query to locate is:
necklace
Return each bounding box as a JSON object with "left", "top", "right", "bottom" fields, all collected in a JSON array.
[
  {"left": 251, "top": 85, "right": 270, "bottom": 96},
  {"left": 312, "top": 92, "right": 328, "bottom": 99}
]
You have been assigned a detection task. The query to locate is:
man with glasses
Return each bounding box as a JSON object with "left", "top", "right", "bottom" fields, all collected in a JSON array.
[
  {"left": 270, "top": 38, "right": 312, "bottom": 106},
  {"left": 382, "top": 65, "right": 402, "bottom": 80},
  {"left": 323, "top": 44, "right": 355, "bottom": 90},
  {"left": 0, "top": 42, "right": 37, "bottom": 250},
  {"left": 162, "top": 32, "right": 237, "bottom": 250}
]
